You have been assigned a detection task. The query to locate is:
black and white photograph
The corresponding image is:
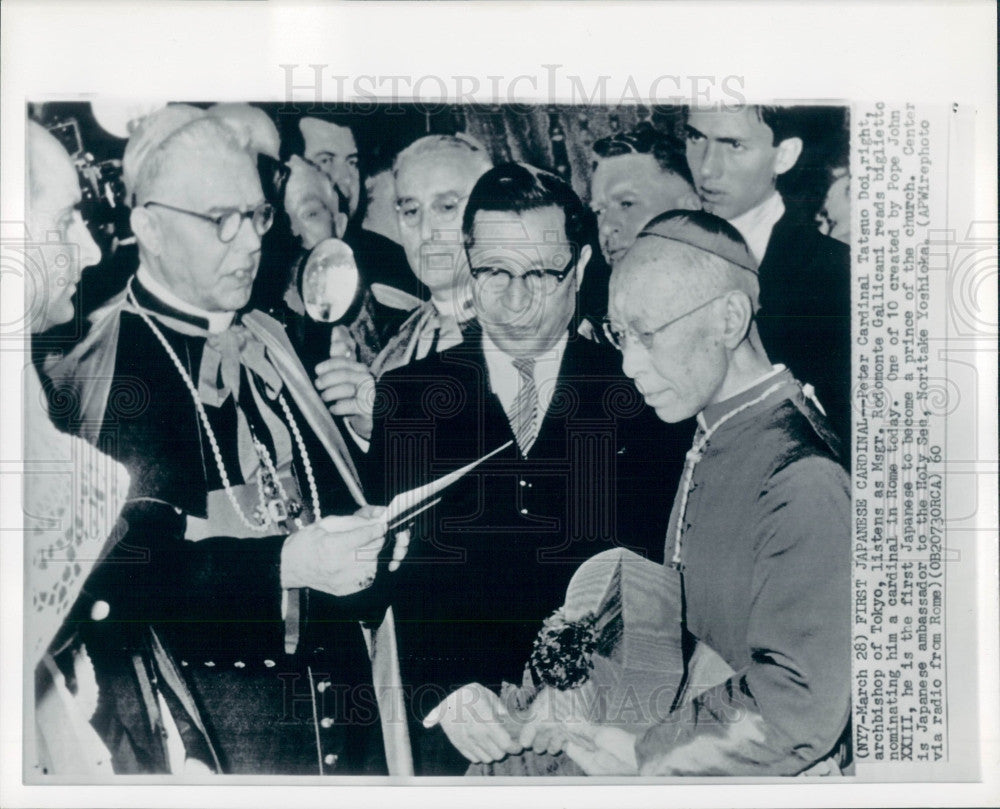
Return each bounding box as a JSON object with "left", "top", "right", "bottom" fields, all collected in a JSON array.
[{"left": 1, "top": 2, "right": 995, "bottom": 808}]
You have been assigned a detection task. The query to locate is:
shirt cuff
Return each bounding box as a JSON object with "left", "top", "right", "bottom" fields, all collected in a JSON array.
[{"left": 345, "top": 418, "right": 371, "bottom": 453}]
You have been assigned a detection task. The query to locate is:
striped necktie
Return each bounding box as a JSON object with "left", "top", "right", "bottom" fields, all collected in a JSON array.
[{"left": 511, "top": 356, "right": 539, "bottom": 455}]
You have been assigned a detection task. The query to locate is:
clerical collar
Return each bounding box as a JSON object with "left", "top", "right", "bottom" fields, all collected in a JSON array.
[
  {"left": 698, "top": 364, "right": 791, "bottom": 431},
  {"left": 135, "top": 266, "right": 236, "bottom": 333},
  {"left": 727, "top": 191, "right": 785, "bottom": 264}
]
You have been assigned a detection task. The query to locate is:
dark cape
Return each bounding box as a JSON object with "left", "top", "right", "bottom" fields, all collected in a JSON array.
[{"left": 44, "top": 276, "right": 386, "bottom": 775}]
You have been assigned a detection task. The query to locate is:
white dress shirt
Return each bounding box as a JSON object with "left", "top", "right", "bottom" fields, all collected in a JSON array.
[
  {"left": 727, "top": 191, "right": 785, "bottom": 264},
  {"left": 481, "top": 330, "right": 569, "bottom": 437}
]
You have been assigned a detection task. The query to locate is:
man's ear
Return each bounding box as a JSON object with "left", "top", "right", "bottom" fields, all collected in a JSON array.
[
  {"left": 130, "top": 207, "right": 163, "bottom": 256},
  {"left": 721, "top": 290, "right": 754, "bottom": 349},
  {"left": 774, "top": 137, "right": 803, "bottom": 176},
  {"left": 574, "top": 244, "right": 592, "bottom": 289}
]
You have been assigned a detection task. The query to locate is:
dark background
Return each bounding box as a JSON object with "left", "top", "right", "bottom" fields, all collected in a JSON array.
[
  {"left": 28, "top": 101, "right": 848, "bottom": 349},
  {"left": 31, "top": 101, "right": 848, "bottom": 213}
]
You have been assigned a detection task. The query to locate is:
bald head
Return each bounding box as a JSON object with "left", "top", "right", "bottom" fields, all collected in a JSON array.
[
  {"left": 611, "top": 210, "right": 759, "bottom": 328},
  {"left": 131, "top": 116, "right": 249, "bottom": 206},
  {"left": 26, "top": 120, "right": 103, "bottom": 332},
  {"left": 393, "top": 133, "right": 492, "bottom": 180},
  {"left": 27, "top": 122, "right": 78, "bottom": 217},
  {"left": 607, "top": 210, "right": 771, "bottom": 423}
]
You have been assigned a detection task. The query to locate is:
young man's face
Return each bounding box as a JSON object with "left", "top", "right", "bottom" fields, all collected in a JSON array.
[
  {"left": 305, "top": 121, "right": 361, "bottom": 219},
  {"left": 685, "top": 108, "right": 799, "bottom": 220},
  {"left": 468, "top": 205, "right": 589, "bottom": 361},
  {"left": 590, "top": 153, "right": 698, "bottom": 266}
]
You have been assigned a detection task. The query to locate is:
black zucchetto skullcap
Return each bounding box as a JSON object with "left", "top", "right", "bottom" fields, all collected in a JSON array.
[{"left": 636, "top": 210, "right": 759, "bottom": 275}]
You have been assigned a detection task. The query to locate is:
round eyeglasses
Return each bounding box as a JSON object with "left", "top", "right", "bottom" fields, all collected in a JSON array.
[
  {"left": 603, "top": 293, "right": 727, "bottom": 351},
  {"left": 144, "top": 201, "right": 275, "bottom": 243}
]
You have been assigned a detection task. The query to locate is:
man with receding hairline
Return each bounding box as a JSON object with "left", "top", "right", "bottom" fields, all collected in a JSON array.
[
  {"left": 26, "top": 121, "right": 103, "bottom": 334},
  {"left": 313, "top": 134, "right": 494, "bottom": 443},
  {"left": 590, "top": 122, "right": 700, "bottom": 268},
  {"left": 528, "top": 210, "right": 850, "bottom": 776},
  {"left": 46, "top": 105, "right": 394, "bottom": 775}
]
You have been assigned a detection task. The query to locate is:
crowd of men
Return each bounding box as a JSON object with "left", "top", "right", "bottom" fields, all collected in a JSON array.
[{"left": 26, "top": 102, "right": 851, "bottom": 778}]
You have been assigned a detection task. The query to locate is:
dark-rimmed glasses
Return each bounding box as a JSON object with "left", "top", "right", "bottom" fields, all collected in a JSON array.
[
  {"left": 143, "top": 201, "right": 275, "bottom": 243},
  {"left": 470, "top": 263, "right": 577, "bottom": 296},
  {"left": 603, "top": 293, "right": 727, "bottom": 351}
]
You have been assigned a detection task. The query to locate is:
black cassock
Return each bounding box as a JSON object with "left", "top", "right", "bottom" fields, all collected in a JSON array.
[{"left": 47, "top": 275, "right": 386, "bottom": 775}]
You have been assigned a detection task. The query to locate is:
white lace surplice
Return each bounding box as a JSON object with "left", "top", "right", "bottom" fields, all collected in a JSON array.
[{"left": 24, "top": 364, "right": 130, "bottom": 666}]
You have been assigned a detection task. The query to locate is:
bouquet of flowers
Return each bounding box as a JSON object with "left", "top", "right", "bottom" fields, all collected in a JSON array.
[{"left": 498, "top": 548, "right": 686, "bottom": 737}]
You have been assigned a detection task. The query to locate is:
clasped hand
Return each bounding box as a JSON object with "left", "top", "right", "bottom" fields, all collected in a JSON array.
[
  {"left": 423, "top": 683, "right": 523, "bottom": 764},
  {"left": 314, "top": 327, "right": 375, "bottom": 441},
  {"left": 517, "top": 688, "right": 640, "bottom": 775},
  {"left": 423, "top": 683, "right": 640, "bottom": 773}
]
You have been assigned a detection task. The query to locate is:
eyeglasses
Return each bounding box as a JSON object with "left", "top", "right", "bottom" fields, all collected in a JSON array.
[
  {"left": 395, "top": 193, "right": 469, "bottom": 228},
  {"left": 603, "top": 293, "right": 726, "bottom": 351},
  {"left": 143, "top": 201, "right": 275, "bottom": 243},
  {"left": 470, "top": 264, "right": 576, "bottom": 297}
]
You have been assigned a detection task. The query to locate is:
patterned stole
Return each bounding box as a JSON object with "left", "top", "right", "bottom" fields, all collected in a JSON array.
[{"left": 371, "top": 297, "right": 477, "bottom": 379}]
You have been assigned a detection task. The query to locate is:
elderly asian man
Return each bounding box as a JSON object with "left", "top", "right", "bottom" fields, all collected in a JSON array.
[{"left": 525, "top": 210, "right": 851, "bottom": 776}]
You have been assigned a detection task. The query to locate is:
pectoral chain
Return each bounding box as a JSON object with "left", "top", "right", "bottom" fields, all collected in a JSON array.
[{"left": 128, "top": 290, "right": 321, "bottom": 533}]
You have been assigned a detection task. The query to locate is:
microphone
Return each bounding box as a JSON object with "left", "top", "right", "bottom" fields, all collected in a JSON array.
[{"left": 300, "top": 238, "right": 361, "bottom": 324}]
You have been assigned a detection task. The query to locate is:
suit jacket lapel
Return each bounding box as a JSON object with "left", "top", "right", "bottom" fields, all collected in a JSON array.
[
  {"left": 470, "top": 335, "right": 520, "bottom": 455},
  {"left": 461, "top": 330, "right": 609, "bottom": 458}
]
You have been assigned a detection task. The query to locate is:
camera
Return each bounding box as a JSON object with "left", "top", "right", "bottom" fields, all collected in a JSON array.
[
  {"left": 77, "top": 156, "right": 130, "bottom": 236},
  {"left": 45, "top": 117, "right": 132, "bottom": 244}
]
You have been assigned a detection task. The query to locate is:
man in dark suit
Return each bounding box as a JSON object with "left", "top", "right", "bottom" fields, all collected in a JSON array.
[
  {"left": 684, "top": 106, "right": 851, "bottom": 443},
  {"left": 367, "top": 163, "right": 690, "bottom": 774}
]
